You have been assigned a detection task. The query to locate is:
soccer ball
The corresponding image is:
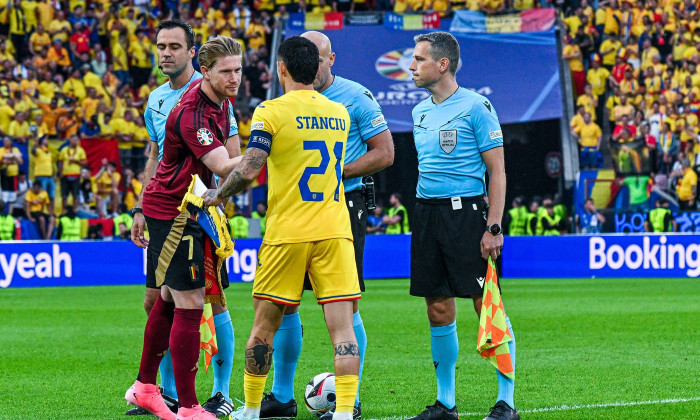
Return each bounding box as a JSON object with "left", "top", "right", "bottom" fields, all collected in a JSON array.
[{"left": 304, "top": 372, "right": 336, "bottom": 415}]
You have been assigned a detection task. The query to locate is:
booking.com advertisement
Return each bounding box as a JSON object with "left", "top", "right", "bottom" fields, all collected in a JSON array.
[
  {"left": 503, "top": 234, "right": 700, "bottom": 278},
  {"left": 0, "top": 235, "right": 412, "bottom": 288},
  {"left": 1, "top": 234, "right": 698, "bottom": 288}
]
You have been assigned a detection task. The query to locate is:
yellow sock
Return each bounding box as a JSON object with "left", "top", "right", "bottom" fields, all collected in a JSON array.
[
  {"left": 334, "top": 375, "right": 359, "bottom": 413},
  {"left": 243, "top": 370, "right": 268, "bottom": 409}
]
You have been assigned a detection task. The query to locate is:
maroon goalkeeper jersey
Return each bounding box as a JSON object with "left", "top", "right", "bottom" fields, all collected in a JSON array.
[{"left": 142, "top": 78, "right": 231, "bottom": 220}]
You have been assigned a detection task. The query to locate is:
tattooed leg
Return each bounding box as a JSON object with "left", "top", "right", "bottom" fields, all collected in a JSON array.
[
  {"left": 323, "top": 301, "right": 360, "bottom": 377},
  {"left": 245, "top": 298, "right": 286, "bottom": 375},
  {"left": 241, "top": 299, "right": 285, "bottom": 412}
]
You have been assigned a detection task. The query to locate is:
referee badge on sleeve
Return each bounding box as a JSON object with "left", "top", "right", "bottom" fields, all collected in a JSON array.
[{"left": 439, "top": 129, "right": 457, "bottom": 154}]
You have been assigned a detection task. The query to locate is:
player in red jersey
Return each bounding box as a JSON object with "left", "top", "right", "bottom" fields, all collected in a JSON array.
[{"left": 124, "top": 36, "right": 244, "bottom": 420}]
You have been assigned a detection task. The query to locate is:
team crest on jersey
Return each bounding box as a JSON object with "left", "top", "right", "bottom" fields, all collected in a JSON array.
[
  {"left": 197, "top": 128, "right": 214, "bottom": 145},
  {"left": 439, "top": 130, "right": 457, "bottom": 154}
]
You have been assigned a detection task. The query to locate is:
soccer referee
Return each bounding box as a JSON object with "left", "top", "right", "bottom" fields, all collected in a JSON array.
[{"left": 406, "top": 32, "right": 518, "bottom": 420}]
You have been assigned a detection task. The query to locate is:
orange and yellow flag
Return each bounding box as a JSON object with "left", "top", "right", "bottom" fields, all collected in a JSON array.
[
  {"left": 200, "top": 303, "right": 218, "bottom": 373},
  {"left": 477, "top": 257, "right": 514, "bottom": 380}
]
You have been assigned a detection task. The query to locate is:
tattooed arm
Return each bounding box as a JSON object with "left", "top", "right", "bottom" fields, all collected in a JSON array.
[{"left": 202, "top": 147, "right": 269, "bottom": 207}]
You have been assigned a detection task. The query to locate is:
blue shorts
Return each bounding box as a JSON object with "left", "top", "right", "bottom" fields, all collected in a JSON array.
[{"left": 35, "top": 176, "right": 55, "bottom": 200}]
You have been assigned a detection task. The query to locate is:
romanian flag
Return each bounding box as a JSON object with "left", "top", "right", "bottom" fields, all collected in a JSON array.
[
  {"left": 477, "top": 257, "right": 514, "bottom": 380},
  {"left": 200, "top": 303, "right": 218, "bottom": 373}
]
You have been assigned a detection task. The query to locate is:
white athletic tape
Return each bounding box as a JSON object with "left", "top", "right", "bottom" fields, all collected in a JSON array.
[{"left": 366, "top": 396, "right": 700, "bottom": 420}]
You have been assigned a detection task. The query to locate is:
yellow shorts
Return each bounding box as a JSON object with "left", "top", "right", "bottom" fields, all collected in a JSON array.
[{"left": 253, "top": 238, "right": 361, "bottom": 305}]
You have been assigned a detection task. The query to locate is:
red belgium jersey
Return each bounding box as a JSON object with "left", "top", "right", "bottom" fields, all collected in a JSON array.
[{"left": 143, "top": 78, "right": 231, "bottom": 220}]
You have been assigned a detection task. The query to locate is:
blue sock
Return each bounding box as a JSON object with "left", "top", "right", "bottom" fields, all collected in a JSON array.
[
  {"left": 431, "top": 322, "right": 458, "bottom": 409},
  {"left": 353, "top": 311, "right": 367, "bottom": 406},
  {"left": 496, "top": 317, "right": 516, "bottom": 409},
  {"left": 212, "top": 310, "right": 234, "bottom": 401},
  {"left": 271, "top": 312, "right": 303, "bottom": 403},
  {"left": 159, "top": 351, "right": 177, "bottom": 399}
]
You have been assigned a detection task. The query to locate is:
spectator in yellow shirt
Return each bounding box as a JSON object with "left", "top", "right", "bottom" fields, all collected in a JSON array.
[
  {"left": 603, "top": 1, "right": 623, "bottom": 35},
  {"left": 570, "top": 106, "right": 587, "bottom": 136},
  {"left": 122, "top": 167, "right": 142, "bottom": 210},
  {"left": 47, "top": 10, "right": 72, "bottom": 44},
  {"left": 1, "top": 136, "right": 23, "bottom": 204},
  {"left": 599, "top": 33, "right": 622, "bottom": 70},
  {"left": 237, "top": 110, "right": 251, "bottom": 153},
  {"left": 32, "top": 137, "right": 56, "bottom": 204},
  {"left": 586, "top": 54, "right": 610, "bottom": 97},
  {"left": 35, "top": 0, "right": 53, "bottom": 28},
  {"left": 245, "top": 15, "right": 269, "bottom": 51},
  {"left": 29, "top": 24, "right": 51, "bottom": 56},
  {"left": 563, "top": 38, "right": 585, "bottom": 97},
  {"left": 62, "top": 68, "right": 87, "bottom": 102},
  {"left": 480, "top": 0, "right": 504, "bottom": 14},
  {"left": 58, "top": 134, "right": 87, "bottom": 205},
  {"left": 110, "top": 111, "right": 137, "bottom": 168},
  {"left": 25, "top": 182, "right": 54, "bottom": 239},
  {"left": 112, "top": 33, "right": 129, "bottom": 85},
  {"left": 312, "top": 0, "right": 333, "bottom": 12},
  {"left": 0, "top": 99, "right": 15, "bottom": 135},
  {"left": 577, "top": 84, "right": 598, "bottom": 121},
  {"left": 677, "top": 157, "right": 697, "bottom": 209},
  {"left": 95, "top": 160, "right": 121, "bottom": 217},
  {"left": 576, "top": 112, "right": 602, "bottom": 169},
  {"left": 613, "top": 93, "right": 635, "bottom": 122},
  {"left": 8, "top": 111, "right": 31, "bottom": 144},
  {"left": 128, "top": 30, "right": 152, "bottom": 88}
]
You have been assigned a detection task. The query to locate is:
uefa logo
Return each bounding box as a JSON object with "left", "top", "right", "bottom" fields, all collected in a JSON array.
[
  {"left": 375, "top": 48, "right": 463, "bottom": 81},
  {"left": 375, "top": 48, "right": 415, "bottom": 81},
  {"left": 197, "top": 127, "right": 214, "bottom": 145}
]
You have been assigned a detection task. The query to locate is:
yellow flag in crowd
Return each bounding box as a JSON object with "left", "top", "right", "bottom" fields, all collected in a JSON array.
[
  {"left": 200, "top": 303, "right": 218, "bottom": 373},
  {"left": 477, "top": 257, "right": 514, "bottom": 379}
]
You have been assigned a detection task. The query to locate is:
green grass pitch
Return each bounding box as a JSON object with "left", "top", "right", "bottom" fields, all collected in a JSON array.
[{"left": 1, "top": 277, "right": 699, "bottom": 419}]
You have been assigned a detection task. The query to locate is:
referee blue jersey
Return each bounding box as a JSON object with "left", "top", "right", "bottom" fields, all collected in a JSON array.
[
  {"left": 321, "top": 75, "right": 388, "bottom": 192},
  {"left": 145, "top": 71, "right": 239, "bottom": 160},
  {"left": 412, "top": 88, "right": 503, "bottom": 199}
]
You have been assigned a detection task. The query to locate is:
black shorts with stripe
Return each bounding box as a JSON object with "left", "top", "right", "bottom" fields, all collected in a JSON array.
[
  {"left": 304, "top": 189, "right": 367, "bottom": 292},
  {"left": 410, "top": 196, "right": 489, "bottom": 298},
  {"left": 145, "top": 214, "right": 229, "bottom": 291}
]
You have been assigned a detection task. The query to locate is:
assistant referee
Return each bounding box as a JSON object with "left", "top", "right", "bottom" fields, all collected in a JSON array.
[{"left": 406, "top": 32, "right": 519, "bottom": 420}]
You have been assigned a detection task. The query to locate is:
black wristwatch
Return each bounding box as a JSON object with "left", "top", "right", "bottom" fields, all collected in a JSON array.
[
  {"left": 131, "top": 207, "right": 143, "bottom": 216},
  {"left": 487, "top": 223, "right": 502, "bottom": 236}
]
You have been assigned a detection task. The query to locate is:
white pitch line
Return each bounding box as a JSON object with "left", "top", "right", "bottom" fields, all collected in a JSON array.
[{"left": 365, "top": 396, "right": 700, "bottom": 420}]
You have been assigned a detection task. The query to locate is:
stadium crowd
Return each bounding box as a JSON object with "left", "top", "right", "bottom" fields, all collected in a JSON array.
[
  {"left": 0, "top": 0, "right": 288, "bottom": 241},
  {"left": 561, "top": 0, "right": 699, "bottom": 211},
  {"left": 0, "top": 0, "right": 522, "bottom": 242}
]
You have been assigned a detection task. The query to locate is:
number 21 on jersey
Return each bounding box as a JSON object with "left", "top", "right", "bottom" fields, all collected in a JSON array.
[{"left": 298, "top": 140, "right": 343, "bottom": 202}]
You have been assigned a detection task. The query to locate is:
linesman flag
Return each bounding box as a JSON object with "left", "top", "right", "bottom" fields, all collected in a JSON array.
[
  {"left": 477, "top": 257, "right": 514, "bottom": 379},
  {"left": 200, "top": 303, "right": 218, "bottom": 373}
]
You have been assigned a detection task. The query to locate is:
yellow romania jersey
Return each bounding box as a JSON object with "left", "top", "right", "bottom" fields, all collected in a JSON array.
[{"left": 249, "top": 89, "right": 351, "bottom": 245}]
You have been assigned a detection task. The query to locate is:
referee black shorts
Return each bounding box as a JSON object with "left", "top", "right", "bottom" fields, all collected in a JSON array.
[
  {"left": 145, "top": 213, "right": 229, "bottom": 291},
  {"left": 410, "top": 196, "right": 489, "bottom": 299},
  {"left": 304, "top": 189, "right": 367, "bottom": 292}
]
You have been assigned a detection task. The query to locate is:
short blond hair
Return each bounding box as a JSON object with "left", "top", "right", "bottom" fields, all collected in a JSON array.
[{"left": 198, "top": 36, "right": 242, "bottom": 70}]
